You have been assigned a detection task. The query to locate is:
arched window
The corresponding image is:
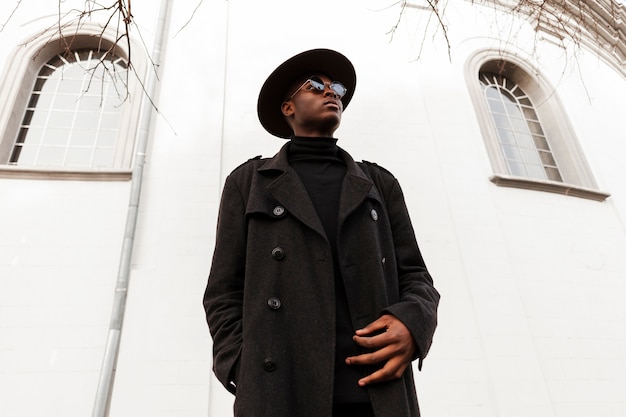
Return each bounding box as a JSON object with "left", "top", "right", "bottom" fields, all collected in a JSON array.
[
  {"left": 479, "top": 72, "right": 562, "bottom": 182},
  {"left": 465, "top": 52, "right": 609, "bottom": 201},
  {"left": 10, "top": 49, "right": 128, "bottom": 168},
  {"left": 0, "top": 25, "right": 146, "bottom": 180}
]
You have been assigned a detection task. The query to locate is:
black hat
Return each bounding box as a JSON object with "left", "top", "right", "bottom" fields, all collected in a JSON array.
[{"left": 257, "top": 48, "right": 357, "bottom": 139}]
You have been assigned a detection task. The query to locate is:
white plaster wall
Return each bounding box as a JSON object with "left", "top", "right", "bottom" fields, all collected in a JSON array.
[
  {"left": 1, "top": 1, "right": 625, "bottom": 417},
  {"left": 107, "top": 1, "right": 229, "bottom": 415},
  {"left": 0, "top": 179, "right": 130, "bottom": 416}
]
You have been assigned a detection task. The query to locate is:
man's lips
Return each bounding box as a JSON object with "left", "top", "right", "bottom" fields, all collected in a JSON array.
[{"left": 324, "top": 99, "right": 341, "bottom": 109}]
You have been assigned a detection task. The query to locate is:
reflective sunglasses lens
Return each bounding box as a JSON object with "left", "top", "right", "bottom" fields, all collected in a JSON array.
[
  {"left": 309, "top": 77, "right": 325, "bottom": 91},
  {"left": 330, "top": 82, "right": 347, "bottom": 98}
]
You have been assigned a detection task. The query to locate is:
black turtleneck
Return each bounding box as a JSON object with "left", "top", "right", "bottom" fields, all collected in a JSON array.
[
  {"left": 287, "top": 136, "right": 370, "bottom": 405},
  {"left": 288, "top": 136, "right": 345, "bottom": 254}
]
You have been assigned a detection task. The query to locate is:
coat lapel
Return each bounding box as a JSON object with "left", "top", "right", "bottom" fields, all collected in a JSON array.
[
  {"left": 337, "top": 148, "right": 382, "bottom": 229},
  {"left": 257, "top": 143, "right": 383, "bottom": 239},
  {"left": 259, "top": 144, "right": 327, "bottom": 239}
]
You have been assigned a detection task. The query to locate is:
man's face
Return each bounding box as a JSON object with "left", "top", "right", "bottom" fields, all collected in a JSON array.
[{"left": 281, "top": 74, "right": 344, "bottom": 137}]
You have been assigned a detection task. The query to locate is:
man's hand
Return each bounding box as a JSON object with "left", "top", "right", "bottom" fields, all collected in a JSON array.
[{"left": 345, "top": 314, "right": 417, "bottom": 386}]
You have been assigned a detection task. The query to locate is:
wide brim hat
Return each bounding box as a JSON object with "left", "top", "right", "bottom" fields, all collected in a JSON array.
[{"left": 257, "top": 48, "right": 357, "bottom": 139}]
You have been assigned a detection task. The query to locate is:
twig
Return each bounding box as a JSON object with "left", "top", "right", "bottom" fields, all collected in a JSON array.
[
  {"left": 173, "top": 0, "right": 205, "bottom": 38},
  {"left": 0, "top": 0, "right": 22, "bottom": 33}
]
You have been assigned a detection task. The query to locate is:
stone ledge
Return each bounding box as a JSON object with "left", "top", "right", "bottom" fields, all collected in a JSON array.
[
  {"left": 0, "top": 166, "right": 132, "bottom": 181},
  {"left": 490, "top": 174, "right": 611, "bottom": 201}
]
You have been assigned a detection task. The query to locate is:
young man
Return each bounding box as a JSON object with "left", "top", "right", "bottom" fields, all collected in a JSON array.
[{"left": 203, "top": 49, "right": 439, "bottom": 417}]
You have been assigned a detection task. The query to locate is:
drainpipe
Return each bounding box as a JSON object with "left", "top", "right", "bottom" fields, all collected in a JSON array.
[{"left": 92, "top": 0, "right": 172, "bottom": 416}]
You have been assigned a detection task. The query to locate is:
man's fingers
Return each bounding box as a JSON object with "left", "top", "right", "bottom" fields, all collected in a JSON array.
[
  {"left": 345, "top": 344, "right": 390, "bottom": 366},
  {"left": 356, "top": 358, "right": 409, "bottom": 386},
  {"left": 352, "top": 333, "right": 385, "bottom": 349},
  {"left": 355, "top": 317, "right": 389, "bottom": 336}
]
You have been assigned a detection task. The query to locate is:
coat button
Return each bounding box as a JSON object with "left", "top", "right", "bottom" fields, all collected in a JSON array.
[
  {"left": 370, "top": 209, "right": 378, "bottom": 221},
  {"left": 271, "top": 247, "right": 285, "bottom": 260},
  {"left": 267, "top": 297, "right": 281, "bottom": 310},
  {"left": 273, "top": 206, "right": 285, "bottom": 217},
  {"left": 263, "top": 358, "right": 276, "bottom": 372}
]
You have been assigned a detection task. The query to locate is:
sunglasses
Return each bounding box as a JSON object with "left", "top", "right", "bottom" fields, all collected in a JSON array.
[{"left": 288, "top": 76, "right": 347, "bottom": 100}]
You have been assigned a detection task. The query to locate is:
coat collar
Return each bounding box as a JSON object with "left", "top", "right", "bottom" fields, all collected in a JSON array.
[{"left": 257, "top": 142, "right": 383, "bottom": 238}]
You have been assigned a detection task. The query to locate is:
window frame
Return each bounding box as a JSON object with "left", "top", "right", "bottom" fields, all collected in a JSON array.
[
  {"left": 465, "top": 49, "right": 610, "bottom": 201},
  {"left": 0, "top": 23, "right": 146, "bottom": 180}
]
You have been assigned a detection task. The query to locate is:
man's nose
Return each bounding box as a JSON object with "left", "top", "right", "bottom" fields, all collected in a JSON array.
[{"left": 323, "top": 86, "right": 339, "bottom": 98}]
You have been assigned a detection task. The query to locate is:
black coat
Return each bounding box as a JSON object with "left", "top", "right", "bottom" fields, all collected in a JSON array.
[{"left": 204, "top": 143, "right": 439, "bottom": 417}]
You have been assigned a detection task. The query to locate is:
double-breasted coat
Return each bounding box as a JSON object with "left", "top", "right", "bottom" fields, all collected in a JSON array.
[{"left": 203, "top": 142, "right": 439, "bottom": 417}]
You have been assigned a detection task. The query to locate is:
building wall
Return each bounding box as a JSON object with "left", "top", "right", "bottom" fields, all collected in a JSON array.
[{"left": 0, "top": 1, "right": 625, "bottom": 417}]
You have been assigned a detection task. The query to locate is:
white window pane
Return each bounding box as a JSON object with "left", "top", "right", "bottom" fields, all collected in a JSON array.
[
  {"left": 526, "top": 164, "right": 548, "bottom": 180},
  {"left": 521, "top": 147, "right": 541, "bottom": 165},
  {"left": 48, "top": 111, "right": 74, "bottom": 128},
  {"left": 74, "top": 111, "right": 101, "bottom": 129},
  {"left": 493, "top": 113, "right": 510, "bottom": 129},
  {"left": 502, "top": 145, "right": 522, "bottom": 161},
  {"left": 516, "top": 132, "right": 535, "bottom": 148},
  {"left": 43, "top": 128, "right": 70, "bottom": 145},
  {"left": 503, "top": 101, "right": 520, "bottom": 117},
  {"left": 101, "top": 112, "right": 121, "bottom": 129},
  {"left": 65, "top": 147, "right": 93, "bottom": 167},
  {"left": 36, "top": 146, "right": 65, "bottom": 166},
  {"left": 510, "top": 116, "right": 528, "bottom": 132},
  {"left": 53, "top": 94, "right": 79, "bottom": 110},
  {"left": 507, "top": 160, "right": 527, "bottom": 177},
  {"left": 71, "top": 130, "right": 98, "bottom": 146},
  {"left": 485, "top": 86, "right": 500, "bottom": 99},
  {"left": 497, "top": 128, "right": 516, "bottom": 145},
  {"left": 97, "top": 130, "right": 117, "bottom": 147},
  {"left": 56, "top": 77, "right": 84, "bottom": 94},
  {"left": 78, "top": 95, "right": 104, "bottom": 111},
  {"left": 486, "top": 97, "right": 506, "bottom": 113},
  {"left": 93, "top": 148, "right": 114, "bottom": 167},
  {"left": 62, "top": 65, "right": 88, "bottom": 81}
]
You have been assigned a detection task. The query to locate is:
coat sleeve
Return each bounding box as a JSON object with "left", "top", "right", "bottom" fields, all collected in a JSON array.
[
  {"left": 381, "top": 178, "right": 440, "bottom": 367},
  {"left": 203, "top": 173, "right": 247, "bottom": 394}
]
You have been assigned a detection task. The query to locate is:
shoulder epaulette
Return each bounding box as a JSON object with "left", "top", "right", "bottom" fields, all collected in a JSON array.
[
  {"left": 231, "top": 155, "right": 264, "bottom": 172},
  {"left": 360, "top": 160, "right": 394, "bottom": 176}
]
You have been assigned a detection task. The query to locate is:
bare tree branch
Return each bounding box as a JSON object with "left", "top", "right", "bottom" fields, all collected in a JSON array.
[
  {"left": 174, "top": 0, "right": 205, "bottom": 38},
  {"left": 0, "top": 0, "right": 22, "bottom": 33},
  {"left": 385, "top": 0, "right": 625, "bottom": 76}
]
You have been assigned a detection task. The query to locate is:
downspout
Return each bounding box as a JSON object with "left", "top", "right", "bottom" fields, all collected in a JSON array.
[{"left": 92, "top": 0, "right": 172, "bottom": 416}]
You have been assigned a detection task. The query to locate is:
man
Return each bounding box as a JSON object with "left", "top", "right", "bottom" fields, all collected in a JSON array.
[{"left": 203, "top": 49, "right": 439, "bottom": 417}]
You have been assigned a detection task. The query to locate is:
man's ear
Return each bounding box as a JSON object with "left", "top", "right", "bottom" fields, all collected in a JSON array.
[{"left": 281, "top": 101, "right": 294, "bottom": 117}]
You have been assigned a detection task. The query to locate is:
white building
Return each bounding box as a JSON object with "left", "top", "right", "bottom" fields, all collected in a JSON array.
[{"left": 1, "top": 1, "right": 625, "bottom": 416}]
